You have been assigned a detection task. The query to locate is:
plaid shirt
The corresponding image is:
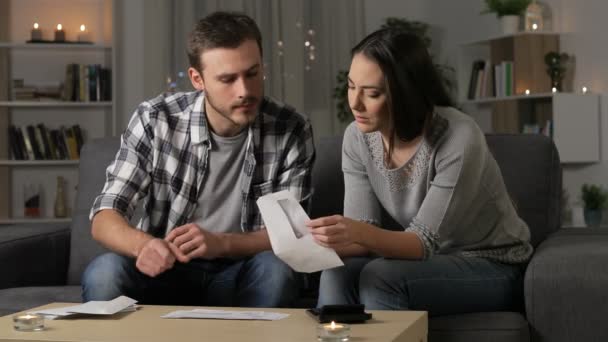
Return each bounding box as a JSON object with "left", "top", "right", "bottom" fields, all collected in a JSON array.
[{"left": 90, "top": 91, "right": 315, "bottom": 237}]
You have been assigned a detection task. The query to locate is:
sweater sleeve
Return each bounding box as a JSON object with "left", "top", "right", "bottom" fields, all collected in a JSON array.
[
  {"left": 342, "top": 123, "right": 382, "bottom": 225},
  {"left": 405, "top": 120, "right": 488, "bottom": 259}
]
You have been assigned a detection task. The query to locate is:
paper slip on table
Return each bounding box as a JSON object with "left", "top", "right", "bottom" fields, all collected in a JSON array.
[{"left": 0, "top": 303, "right": 427, "bottom": 342}]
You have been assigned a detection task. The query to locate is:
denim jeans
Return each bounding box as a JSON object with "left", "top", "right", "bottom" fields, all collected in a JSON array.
[
  {"left": 317, "top": 255, "right": 524, "bottom": 316},
  {"left": 82, "top": 250, "right": 299, "bottom": 307}
]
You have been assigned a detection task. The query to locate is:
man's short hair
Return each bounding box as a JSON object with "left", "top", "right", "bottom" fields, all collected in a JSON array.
[{"left": 187, "top": 11, "right": 263, "bottom": 72}]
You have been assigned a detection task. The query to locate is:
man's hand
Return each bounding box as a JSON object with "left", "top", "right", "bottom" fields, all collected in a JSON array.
[
  {"left": 165, "top": 223, "right": 226, "bottom": 262},
  {"left": 135, "top": 238, "right": 185, "bottom": 277}
]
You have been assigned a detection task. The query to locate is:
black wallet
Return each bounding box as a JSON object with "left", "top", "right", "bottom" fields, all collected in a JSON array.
[{"left": 306, "top": 304, "right": 372, "bottom": 323}]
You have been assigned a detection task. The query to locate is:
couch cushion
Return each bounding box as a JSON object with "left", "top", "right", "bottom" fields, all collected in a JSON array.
[
  {"left": 0, "top": 285, "right": 81, "bottom": 316},
  {"left": 525, "top": 228, "right": 608, "bottom": 342},
  {"left": 485, "top": 134, "right": 561, "bottom": 247},
  {"left": 67, "top": 137, "right": 120, "bottom": 284},
  {"left": 430, "top": 312, "right": 530, "bottom": 342},
  {"left": 0, "top": 224, "right": 70, "bottom": 289}
]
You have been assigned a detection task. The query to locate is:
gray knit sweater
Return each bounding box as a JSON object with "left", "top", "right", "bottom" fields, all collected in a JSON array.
[{"left": 343, "top": 106, "right": 533, "bottom": 264}]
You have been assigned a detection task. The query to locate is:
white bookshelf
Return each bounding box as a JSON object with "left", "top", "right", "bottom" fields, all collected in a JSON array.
[
  {"left": 0, "top": 160, "right": 79, "bottom": 166},
  {"left": 0, "top": 0, "right": 115, "bottom": 223},
  {"left": 0, "top": 101, "right": 112, "bottom": 107},
  {"left": 457, "top": 32, "right": 600, "bottom": 163},
  {"left": 0, "top": 217, "right": 71, "bottom": 225},
  {"left": 0, "top": 42, "right": 111, "bottom": 50}
]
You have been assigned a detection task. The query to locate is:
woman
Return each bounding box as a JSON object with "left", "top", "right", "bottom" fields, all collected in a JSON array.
[{"left": 307, "top": 29, "right": 532, "bottom": 315}]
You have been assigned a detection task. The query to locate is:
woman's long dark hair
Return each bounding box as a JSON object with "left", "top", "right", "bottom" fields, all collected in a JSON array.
[{"left": 351, "top": 29, "right": 452, "bottom": 160}]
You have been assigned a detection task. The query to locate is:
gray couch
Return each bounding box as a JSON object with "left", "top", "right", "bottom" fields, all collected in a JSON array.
[{"left": 1, "top": 134, "right": 607, "bottom": 342}]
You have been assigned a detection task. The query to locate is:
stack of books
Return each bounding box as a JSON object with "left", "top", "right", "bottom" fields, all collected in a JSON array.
[{"left": 7, "top": 124, "right": 84, "bottom": 160}]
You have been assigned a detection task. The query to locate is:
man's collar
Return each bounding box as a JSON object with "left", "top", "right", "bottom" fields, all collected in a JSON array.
[
  {"left": 190, "top": 92, "right": 266, "bottom": 146},
  {"left": 190, "top": 91, "right": 210, "bottom": 145}
]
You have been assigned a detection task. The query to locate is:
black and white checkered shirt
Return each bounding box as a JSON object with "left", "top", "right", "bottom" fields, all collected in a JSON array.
[{"left": 90, "top": 91, "right": 315, "bottom": 237}]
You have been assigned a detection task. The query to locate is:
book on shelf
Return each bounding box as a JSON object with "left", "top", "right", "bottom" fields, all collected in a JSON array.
[
  {"left": 11, "top": 80, "right": 63, "bottom": 101},
  {"left": 467, "top": 60, "right": 514, "bottom": 99},
  {"left": 467, "top": 60, "right": 485, "bottom": 99},
  {"left": 493, "top": 61, "right": 514, "bottom": 98},
  {"left": 7, "top": 124, "right": 84, "bottom": 161},
  {"left": 62, "top": 63, "right": 111, "bottom": 102}
]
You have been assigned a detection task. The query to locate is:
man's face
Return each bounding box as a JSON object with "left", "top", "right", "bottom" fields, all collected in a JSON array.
[{"left": 188, "top": 39, "right": 264, "bottom": 136}]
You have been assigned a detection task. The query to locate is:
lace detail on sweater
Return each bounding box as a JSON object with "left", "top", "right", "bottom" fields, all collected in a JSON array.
[
  {"left": 363, "top": 114, "right": 449, "bottom": 192},
  {"left": 405, "top": 217, "right": 440, "bottom": 259}
]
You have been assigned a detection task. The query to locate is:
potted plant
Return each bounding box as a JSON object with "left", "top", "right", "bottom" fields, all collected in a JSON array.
[
  {"left": 482, "top": 0, "right": 531, "bottom": 34},
  {"left": 581, "top": 184, "right": 608, "bottom": 227},
  {"left": 333, "top": 17, "right": 454, "bottom": 123}
]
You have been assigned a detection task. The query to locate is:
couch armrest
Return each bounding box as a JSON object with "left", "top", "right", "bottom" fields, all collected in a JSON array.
[
  {"left": 525, "top": 228, "right": 608, "bottom": 342},
  {"left": 0, "top": 223, "right": 70, "bottom": 289}
]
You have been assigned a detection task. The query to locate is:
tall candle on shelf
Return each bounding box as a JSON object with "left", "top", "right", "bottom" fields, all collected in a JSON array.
[
  {"left": 77, "top": 24, "right": 91, "bottom": 43},
  {"left": 30, "top": 23, "right": 43, "bottom": 41},
  {"left": 54, "top": 24, "right": 65, "bottom": 42}
]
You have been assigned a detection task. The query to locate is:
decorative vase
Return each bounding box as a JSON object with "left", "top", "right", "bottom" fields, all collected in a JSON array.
[
  {"left": 501, "top": 15, "right": 520, "bottom": 35},
  {"left": 584, "top": 208, "right": 602, "bottom": 227},
  {"left": 54, "top": 176, "right": 67, "bottom": 218}
]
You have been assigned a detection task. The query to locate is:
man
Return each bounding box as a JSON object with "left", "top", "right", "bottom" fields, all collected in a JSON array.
[{"left": 82, "top": 11, "right": 315, "bottom": 307}]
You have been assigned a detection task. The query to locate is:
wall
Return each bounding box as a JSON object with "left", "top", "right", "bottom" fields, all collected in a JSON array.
[
  {"left": 117, "top": 0, "right": 608, "bottom": 218},
  {"left": 363, "top": 0, "right": 608, "bottom": 219},
  {"left": 548, "top": 0, "right": 608, "bottom": 213},
  {"left": 114, "top": 0, "right": 170, "bottom": 130}
]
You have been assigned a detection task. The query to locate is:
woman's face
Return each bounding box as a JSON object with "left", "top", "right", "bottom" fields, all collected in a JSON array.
[{"left": 347, "top": 53, "right": 390, "bottom": 134}]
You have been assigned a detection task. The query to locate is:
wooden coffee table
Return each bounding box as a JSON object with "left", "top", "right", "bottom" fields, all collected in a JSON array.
[{"left": 0, "top": 303, "right": 427, "bottom": 342}]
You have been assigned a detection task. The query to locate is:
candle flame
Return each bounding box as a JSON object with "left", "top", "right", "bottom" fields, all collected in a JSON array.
[
  {"left": 330, "top": 321, "right": 336, "bottom": 329},
  {"left": 33, "top": 23, "right": 39, "bottom": 29},
  {"left": 80, "top": 24, "right": 86, "bottom": 32},
  {"left": 57, "top": 24, "right": 62, "bottom": 30}
]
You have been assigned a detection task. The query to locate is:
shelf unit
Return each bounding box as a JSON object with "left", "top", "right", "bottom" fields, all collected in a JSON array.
[
  {"left": 458, "top": 32, "right": 600, "bottom": 163},
  {"left": 0, "top": 0, "right": 115, "bottom": 224},
  {"left": 0, "top": 101, "right": 112, "bottom": 107}
]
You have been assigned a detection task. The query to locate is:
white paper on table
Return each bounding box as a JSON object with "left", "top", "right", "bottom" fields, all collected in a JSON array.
[
  {"left": 32, "top": 296, "right": 138, "bottom": 319},
  {"left": 161, "top": 309, "right": 289, "bottom": 320},
  {"left": 256, "top": 190, "right": 344, "bottom": 273}
]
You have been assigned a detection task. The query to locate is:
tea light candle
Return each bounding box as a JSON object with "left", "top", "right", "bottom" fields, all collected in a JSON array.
[
  {"left": 77, "top": 24, "right": 91, "bottom": 42},
  {"left": 13, "top": 313, "right": 44, "bottom": 331},
  {"left": 54, "top": 24, "right": 65, "bottom": 42},
  {"left": 31, "top": 23, "right": 43, "bottom": 41},
  {"left": 316, "top": 321, "right": 351, "bottom": 342}
]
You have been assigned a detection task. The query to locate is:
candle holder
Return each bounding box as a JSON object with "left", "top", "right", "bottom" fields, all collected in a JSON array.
[
  {"left": 13, "top": 313, "right": 44, "bottom": 331},
  {"left": 30, "top": 23, "right": 43, "bottom": 41},
  {"left": 54, "top": 24, "right": 66, "bottom": 42},
  {"left": 77, "top": 24, "right": 92, "bottom": 43},
  {"left": 317, "top": 322, "right": 350, "bottom": 342}
]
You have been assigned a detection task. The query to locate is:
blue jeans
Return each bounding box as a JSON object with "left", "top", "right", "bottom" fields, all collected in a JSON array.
[
  {"left": 317, "top": 255, "right": 524, "bottom": 316},
  {"left": 82, "top": 251, "right": 299, "bottom": 307}
]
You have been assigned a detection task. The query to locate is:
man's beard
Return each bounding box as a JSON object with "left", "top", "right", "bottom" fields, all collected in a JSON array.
[{"left": 205, "top": 92, "right": 261, "bottom": 120}]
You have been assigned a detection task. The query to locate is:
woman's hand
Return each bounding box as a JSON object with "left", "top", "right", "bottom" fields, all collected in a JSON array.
[{"left": 306, "top": 215, "right": 367, "bottom": 248}]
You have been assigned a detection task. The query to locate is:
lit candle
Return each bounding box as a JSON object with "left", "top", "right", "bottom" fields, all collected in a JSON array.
[
  {"left": 316, "top": 321, "right": 351, "bottom": 342},
  {"left": 30, "top": 23, "right": 43, "bottom": 41},
  {"left": 525, "top": 89, "right": 530, "bottom": 95},
  {"left": 551, "top": 87, "right": 557, "bottom": 93},
  {"left": 77, "top": 24, "right": 91, "bottom": 43},
  {"left": 12, "top": 313, "right": 44, "bottom": 331},
  {"left": 54, "top": 24, "right": 65, "bottom": 42},
  {"left": 582, "top": 86, "right": 588, "bottom": 94}
]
